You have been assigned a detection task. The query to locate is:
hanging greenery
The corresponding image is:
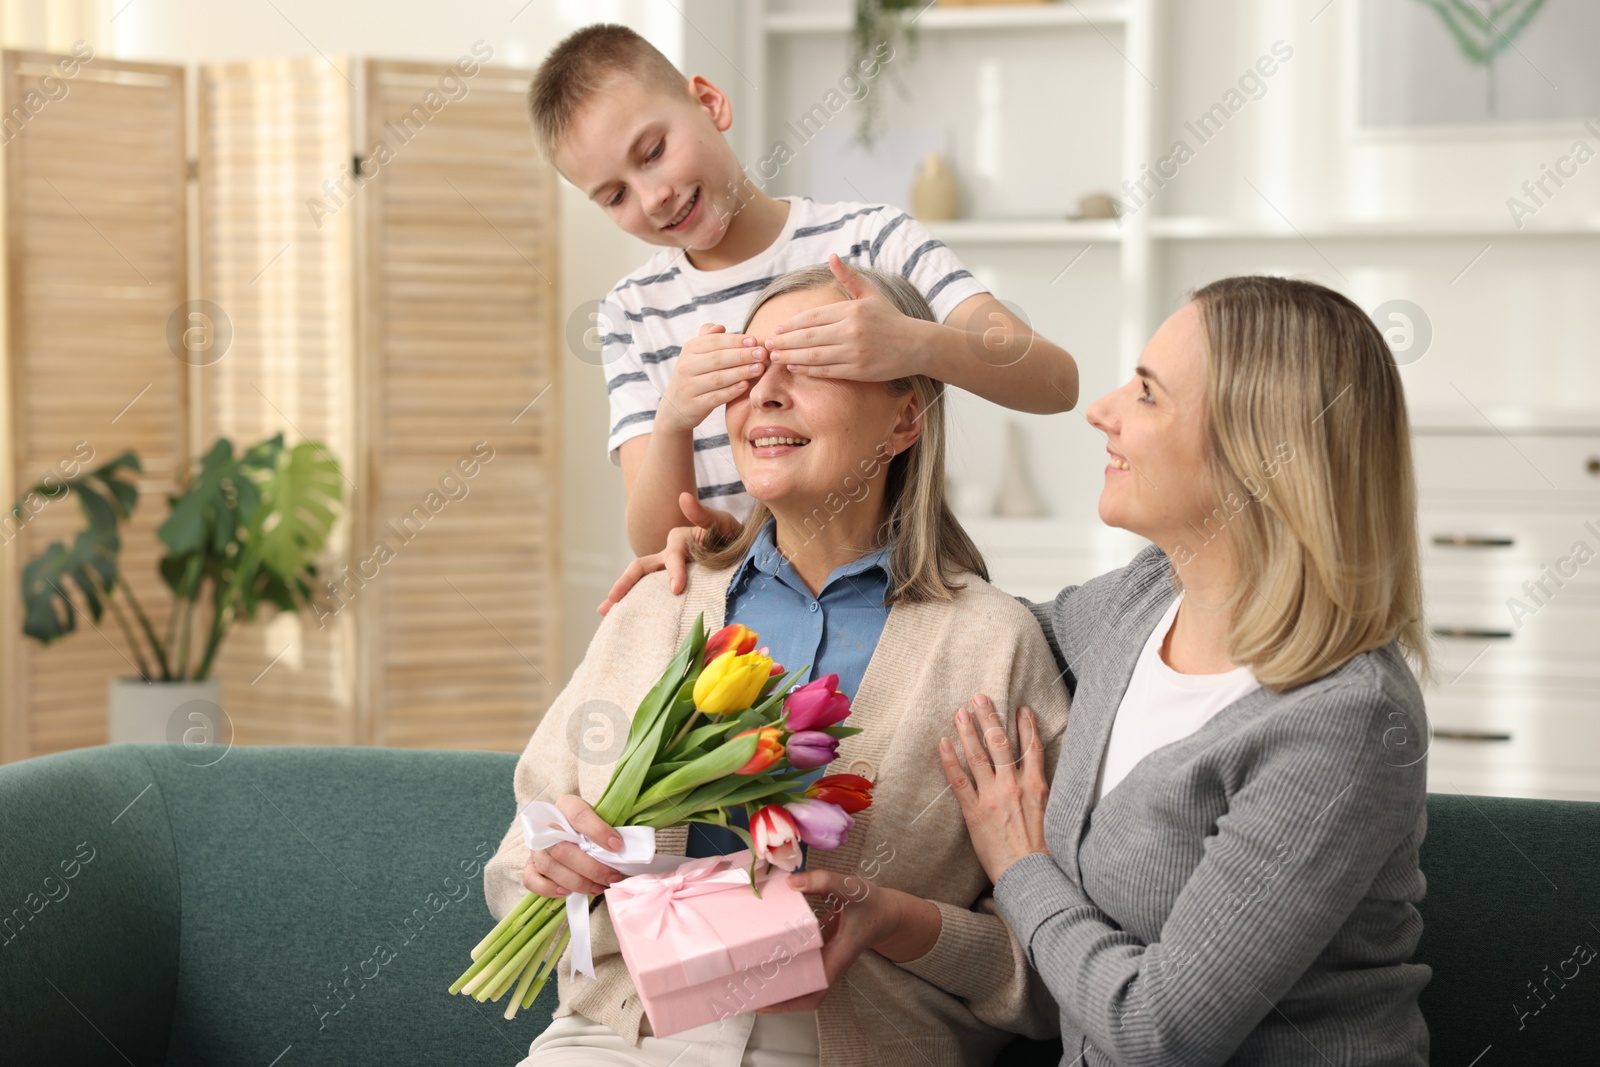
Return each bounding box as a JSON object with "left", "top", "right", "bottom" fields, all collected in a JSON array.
[{"left": 852, "top": 0, "right": 921, "bottom": 147}]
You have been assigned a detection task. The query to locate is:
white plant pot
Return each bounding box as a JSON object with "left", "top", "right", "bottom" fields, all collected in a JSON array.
[{"left": 108, "top": 678, "right": 223, "bottom": 745}]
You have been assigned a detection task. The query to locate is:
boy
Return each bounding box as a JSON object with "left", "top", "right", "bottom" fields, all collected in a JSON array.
[{"left": 530, "top": 23, "right": 1081, "bottom": 555}]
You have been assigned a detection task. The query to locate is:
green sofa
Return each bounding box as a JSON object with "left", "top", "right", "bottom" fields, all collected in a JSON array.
[{"left": 2, "top": 744, "right": 1595, "bottom": 1065}]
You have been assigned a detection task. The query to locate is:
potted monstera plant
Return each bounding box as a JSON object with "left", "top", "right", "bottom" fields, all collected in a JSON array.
[{"left": 11, "top": 434, "right": 343, "bottom": 743}]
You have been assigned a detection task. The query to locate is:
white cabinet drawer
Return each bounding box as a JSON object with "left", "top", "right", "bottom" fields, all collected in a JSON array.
[
  {"left": 1422, "top": 512, "right": 1600, "bottom": 592},
  {"left": 1413, "top": 433, "right": 1600, "bottom": 494},
  {"left": 1423, "top": 596, "right": 1600, "bottom": 668},
  {"left": 1420, "top": 690, "right": 1600, "bottom": 802}
]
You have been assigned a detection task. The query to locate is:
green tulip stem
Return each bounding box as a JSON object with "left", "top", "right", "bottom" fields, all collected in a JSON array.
[
  {"left": 665, "top": 707, "right": 703, "bottom": 755},
  {"left": 505, "top": 938, "right": 546, "bottom": 1015},
  {"left": 470, "top": 891, "right": 539, "bottom": 960},
  {"left": 479, "top": 916, "right": 563, "bottom": 1002},
  {"left": 464, "top": 919, "right": 542, "bottom": 999},
  {"left": 453, "top": 896, "right": 560, "bottom": 994},
  {"left": 514, "top": 927, "right": 571, "bottom": 1016}
]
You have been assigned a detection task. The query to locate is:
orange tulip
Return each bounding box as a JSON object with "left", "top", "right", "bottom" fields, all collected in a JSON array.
[
  {"left": 734, "top": 726, "right": 783, "bottom": 775},
  {"left": 704, "top": 623, "right": 759, "bottom": 666}
]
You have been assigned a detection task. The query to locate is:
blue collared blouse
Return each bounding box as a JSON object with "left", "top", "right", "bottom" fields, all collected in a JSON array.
[{"left": 686, "top": 518, "right": 893, "bottom": 861}]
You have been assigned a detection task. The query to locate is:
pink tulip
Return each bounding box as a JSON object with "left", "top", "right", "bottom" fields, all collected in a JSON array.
[
  {"left": 783, "top": 799, "right": 854, "bottom": 850},
  {"left": 784, "top": 674, "right": 851, "bottom": 731},
  {"left": 751, "top": 804, "right": 803, "bottom": 871},
  {"left": 785, "top": 730, "right": 838, "bottom": 770}
]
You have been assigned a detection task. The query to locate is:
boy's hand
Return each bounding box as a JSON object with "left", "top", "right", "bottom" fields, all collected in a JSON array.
[
  {"left": 598, "top": 493, "right": 738, "bottom": 615},
  {"left": 657, "top": 323, "right": 767, "bottom": 435},
  {"left": 761, "top": 254, "right": 925, "bottom": 381}
]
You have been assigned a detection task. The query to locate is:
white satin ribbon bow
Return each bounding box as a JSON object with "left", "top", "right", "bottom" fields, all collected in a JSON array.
[{"left": 518, "top": 799, "right": 687, "bottom": 978}]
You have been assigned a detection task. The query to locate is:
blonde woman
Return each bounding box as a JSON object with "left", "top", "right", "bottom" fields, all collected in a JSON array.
[
  {"left": 485, "top": 262, "right": 1068, "bottom": 1067},
  {"left": 617, "top": 275, "right": 1435, "bottom": 1065},
  {"left": 942, "top": 276, "right": 1433, "bottom": 1065}
]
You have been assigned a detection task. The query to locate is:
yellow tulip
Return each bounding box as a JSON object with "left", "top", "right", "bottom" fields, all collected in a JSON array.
[{"left": 693, "top": 649, "right": 774, "bottom": 715}]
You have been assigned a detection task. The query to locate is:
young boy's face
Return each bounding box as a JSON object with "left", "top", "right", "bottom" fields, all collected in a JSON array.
[{"left": 556, "top": 73, "right": 743, "bottom": 253}]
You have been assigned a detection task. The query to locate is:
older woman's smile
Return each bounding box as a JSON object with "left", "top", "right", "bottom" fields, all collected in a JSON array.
[{"left": 747, "top": 424, "right": 812, "bottom": 456}]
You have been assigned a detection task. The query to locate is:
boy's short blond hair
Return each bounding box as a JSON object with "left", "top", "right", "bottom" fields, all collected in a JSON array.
[{"left": 529, "top": 23, "right": 690, "bottom": 162}]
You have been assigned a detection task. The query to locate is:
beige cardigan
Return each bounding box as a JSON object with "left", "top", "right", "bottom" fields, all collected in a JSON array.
[{"left": 483, "top": 561, "right": 1072, "bottom": 1066}]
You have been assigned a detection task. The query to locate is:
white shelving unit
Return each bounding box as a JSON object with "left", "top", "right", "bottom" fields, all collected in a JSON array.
[
  {"left": 924, "top": 218, "right": 1123, "bottom": 244},
  {"left": 763, "top": 0, "right": 1129, "bottom": 34},
  {"left": 744, "top": 0, "right": 1154, "bottom": 585}
]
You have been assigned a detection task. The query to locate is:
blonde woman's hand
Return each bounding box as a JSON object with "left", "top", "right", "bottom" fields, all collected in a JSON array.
[
  {"left": 598, "top": 493, "right": 739, "bottom": 614},
  {"left": 939, "top": 693, "right": 1051, "bottom": 885}
]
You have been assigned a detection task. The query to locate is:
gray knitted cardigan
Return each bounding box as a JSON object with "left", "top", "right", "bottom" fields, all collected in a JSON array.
[{"left": 997, "top": 545, "right": 1432, "bottom": 1066}]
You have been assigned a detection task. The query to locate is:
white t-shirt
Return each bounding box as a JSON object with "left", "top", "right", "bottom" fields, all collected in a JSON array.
[
  {"left": 599, "top": 195, "right": 989, "bottom": 522},
  {"left": 1094, "top": 595, "right": 1261, "bottom": 804}
]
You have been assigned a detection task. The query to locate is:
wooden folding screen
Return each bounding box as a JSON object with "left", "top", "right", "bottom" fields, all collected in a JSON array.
[
  {"left": 358, "top": 60, "right": 560, "bottom": 750},
  {"left": 196, "top": 56, "right": 360, "bottom": 746},
  {"left": 0, "top": 53, "right": 189, "bottom": 761},
  {"left": 1, "top": 49, "right": 558, "bottom": 761}
]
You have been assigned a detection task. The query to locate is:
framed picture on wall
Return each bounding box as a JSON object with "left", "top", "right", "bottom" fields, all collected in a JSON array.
[{"left": 1360, "top": 0, "right": 1600, "bottom": 128}]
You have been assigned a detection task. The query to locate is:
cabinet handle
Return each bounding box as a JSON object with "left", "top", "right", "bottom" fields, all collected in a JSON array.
[
  {"left": 1430, "top": 627, "right": 1513, "bottom": 640},
  {"left": 1431, "top": 535, "right": 1515, "bottom": 548},
  {"left": 1432, "top": 729, "right": 1513, "bottom": 742}
]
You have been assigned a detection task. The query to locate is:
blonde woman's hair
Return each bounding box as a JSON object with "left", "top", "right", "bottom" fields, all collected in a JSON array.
[
  {"left": 528, "top": 24, "right": 689, "bottom": 161},
  {"left": 1186, "top": 275, "right": 1429, "bottom": 690},
  {"left": 691, "top": 265, "right": 988, "bottom": 603}
]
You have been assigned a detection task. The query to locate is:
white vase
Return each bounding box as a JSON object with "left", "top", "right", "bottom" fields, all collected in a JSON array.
[{"left": 107, "top": 678, "right": 224, "bottom": 746}]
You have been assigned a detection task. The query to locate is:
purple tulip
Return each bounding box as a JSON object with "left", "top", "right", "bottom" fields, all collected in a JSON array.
[
  {"left": 784, "top": 675, "right": 852, "bottom": 731},
  {"left": 783, "top": 799, "right": 854, "bottom": 850},
  {"left": 785, "top": 730, "right": 839, "bottom": 770}
]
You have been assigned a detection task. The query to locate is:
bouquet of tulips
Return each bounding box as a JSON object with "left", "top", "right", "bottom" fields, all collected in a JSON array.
[{"left": 450, "top": 614, "right": 875, "bottom": 1019}]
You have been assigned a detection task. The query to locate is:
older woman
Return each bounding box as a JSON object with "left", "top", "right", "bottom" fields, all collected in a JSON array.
[
  {"left": 945, "top": 276, "right": 1433, "bottom": 1065},
  {"left": 483, "top": 263, "right": 1069, "bottom": 1067}
]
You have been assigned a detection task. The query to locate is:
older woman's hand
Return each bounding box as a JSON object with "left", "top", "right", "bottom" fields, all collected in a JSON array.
[
  {"left": 754, "top": 870, "right": 942, "bottom": 1014},
  {"left": 521, "top": 794, "right": 628, "bottom": 897},
  {"left": 939, "top": 694, "right": 1051, "bottom": 885}
]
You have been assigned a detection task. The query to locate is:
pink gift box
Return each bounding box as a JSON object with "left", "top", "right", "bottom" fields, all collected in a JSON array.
[{"left": 604, "top": 850, "right": 827, "bottom": 1037}]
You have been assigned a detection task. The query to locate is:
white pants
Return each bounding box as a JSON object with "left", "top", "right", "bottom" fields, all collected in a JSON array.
[{"left": 518, "top": 1009, "right": 818, "bottom": 1067}]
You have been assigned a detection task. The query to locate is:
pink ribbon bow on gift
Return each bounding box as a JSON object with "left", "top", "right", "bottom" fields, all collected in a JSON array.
[{"left": 606, "top": 853, "right": 759, "bottom": 987}]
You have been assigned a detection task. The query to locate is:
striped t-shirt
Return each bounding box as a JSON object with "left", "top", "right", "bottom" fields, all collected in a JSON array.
[{"left": 600, "top": 195, "right": 988, "bottom": 522}]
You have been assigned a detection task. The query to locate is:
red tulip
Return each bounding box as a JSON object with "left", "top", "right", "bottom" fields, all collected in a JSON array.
[
  {"left": 757, "top": 646, "right": 785, "bottom": 677},
  {"left": 704, "top": 623, "right": 758, "bottom": 666},
  {"left": 784, "top": 674, "right": 851, "bottom": 731},
  {"left": 751, "top": 804, "right": 803, "bottom": 870},
  {"left": 734, "top": 727, "right": 783, "bottom": 775},
  {"left": 804, "top": 773, "right": 873, "bottom": 814}
]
